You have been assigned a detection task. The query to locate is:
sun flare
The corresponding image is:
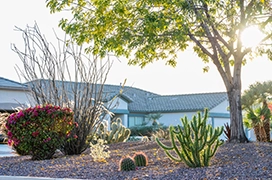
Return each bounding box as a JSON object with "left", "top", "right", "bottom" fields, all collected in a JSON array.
[{"left": 241, "top": 26, "right": 265, "bottom": 48}]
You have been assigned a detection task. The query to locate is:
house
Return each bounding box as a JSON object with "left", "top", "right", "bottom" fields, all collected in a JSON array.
[
  {"left": 0, "top": 78, "right": 237, "bottom": 140},
  {"left": 103, "top": 85, "right": 230, "bottom": 140},
  {"left": 0, "top": 77, "right": 30, "bottom": 113}
]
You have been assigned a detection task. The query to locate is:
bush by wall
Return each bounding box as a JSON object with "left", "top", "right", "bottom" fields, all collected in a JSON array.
[{"left": 5, "top": 104, "right": 75, "bottom": 160}]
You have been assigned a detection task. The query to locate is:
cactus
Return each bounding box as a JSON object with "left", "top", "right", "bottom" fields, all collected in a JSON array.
[
  {"left": 156, "top": 109, "right": 223, "bottom": 168},
  {"left": 119, "top": 156, "right": 136, "bottom": 171},
  {"left": 96, "top": 118, "right": 131, "bottom": 144},
  {"left": 132, "top": 151, "right": 148, "bottom": 167}
]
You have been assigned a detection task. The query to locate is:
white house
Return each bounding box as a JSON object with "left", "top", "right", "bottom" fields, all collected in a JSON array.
[
  {"left": 0, "top": 77, "right": 30, "bottom": 112},
  {"left": 1, "top": 77, "right": 258, "bottom": 141}
]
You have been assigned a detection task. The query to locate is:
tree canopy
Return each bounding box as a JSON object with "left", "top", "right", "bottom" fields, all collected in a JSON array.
[
  {"left": 46, "top": 0, "right": 272, "bottom": 142},
  {"left": 46, "top": 0, "right": 272, "bottom": 67}
]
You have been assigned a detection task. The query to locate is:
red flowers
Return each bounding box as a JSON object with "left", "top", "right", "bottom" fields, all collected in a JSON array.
[
  {"left": 32, "top": 131, "right": 39, "bottom": 137},
  {"left": 5, "top": 104, "right": 75, "bottom": 160}
]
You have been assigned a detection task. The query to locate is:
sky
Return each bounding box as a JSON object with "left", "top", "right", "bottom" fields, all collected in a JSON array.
[{"left": 1, "top": 1, "right": 272, "bottom": 95}]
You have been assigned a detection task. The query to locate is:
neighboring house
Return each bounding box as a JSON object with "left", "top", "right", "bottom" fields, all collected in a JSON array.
[{"left": 0, "top": 77, "right": 30, "bottom": 113}]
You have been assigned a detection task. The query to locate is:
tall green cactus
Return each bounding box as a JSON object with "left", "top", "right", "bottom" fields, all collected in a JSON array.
[
  {"left": 156, "top": 109, "right": 223, "bottom": 167},
  {"left": 97, "top": 118, "right": 131, "bottom": 144}
]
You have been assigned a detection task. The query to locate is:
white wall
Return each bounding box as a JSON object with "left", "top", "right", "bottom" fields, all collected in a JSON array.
[
  {"left": 158, "top": 112, "right": 199, "bottom": 126},
  {"left": 107, "top": 97, "right": 128, "bottom": 111},
  {"left": 210, "top": 99, "right": 229, "bottom": 113},
  {"left": 0, "top": 89, "right": 30, "bottom": 108}
]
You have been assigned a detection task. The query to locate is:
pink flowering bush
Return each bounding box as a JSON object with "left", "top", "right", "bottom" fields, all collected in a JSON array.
[{"left": 5, "top": 104, "right": 75, "bottom": 160}]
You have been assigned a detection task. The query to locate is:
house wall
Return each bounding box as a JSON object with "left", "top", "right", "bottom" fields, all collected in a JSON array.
[
  {"left": 209, "top": 99, "right": 229, "bottom": 113},
  {"left": 105, "top": 97, "right": 129, "bottom": 130},
  {"left": 0, "top": 89, "right": 30, "bottom": 109},
  {"left": 158, "top": 112, "right": 198, "bottom": 127},
  {"left": 109, "top": 97, "right": 128, "bottom": 110}
]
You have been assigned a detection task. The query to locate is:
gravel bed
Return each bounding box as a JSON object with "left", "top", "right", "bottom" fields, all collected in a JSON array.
[{"left": 0, "top": 141, "right": 271, "bottom": 179}]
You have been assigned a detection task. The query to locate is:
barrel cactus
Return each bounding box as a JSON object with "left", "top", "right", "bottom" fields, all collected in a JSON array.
[
  {"left": 132, "top": 151, "right": 148, "bottom": 167},
  {"left": 118, "top": 156, "right": 136, "bottom": 171}
]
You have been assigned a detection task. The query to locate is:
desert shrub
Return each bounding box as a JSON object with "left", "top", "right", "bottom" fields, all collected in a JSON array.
[
  {"left": 129, "top": 125, "right": 168, "bottom": 137},
  {"left": 151, "top": 127, "right": 171, "bottom": 140},
  {"left": 5, "top": 104, "right": 75, "bottom": 160},
  {"left": 223, "top": 123, "right": 231, "bottom": 141},
  {"left": 0, "top": 113, "right": 10, "bottom": 136},
  {"left": 89, "top": 139, "right": 110, "bottom": 162}
]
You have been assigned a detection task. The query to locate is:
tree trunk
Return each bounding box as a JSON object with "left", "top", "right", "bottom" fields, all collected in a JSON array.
[
  {"left": 264, "top": 120, "right": 270, "bottom": 142},
  {"left": 253, "top": 125, "right": 261, "bottom": 141},
  {"left": 227, "top": 88, "right": 249, "bottom": 143}
]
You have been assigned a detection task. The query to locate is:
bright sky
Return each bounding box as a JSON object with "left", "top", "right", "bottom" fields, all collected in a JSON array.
[{"left": 1, "top": 1, "right": 272, "bottom": 95}]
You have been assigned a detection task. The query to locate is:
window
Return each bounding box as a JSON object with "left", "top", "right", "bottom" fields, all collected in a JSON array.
[{"left": 129, "top": 116, "right": 144, "bottom": 127}]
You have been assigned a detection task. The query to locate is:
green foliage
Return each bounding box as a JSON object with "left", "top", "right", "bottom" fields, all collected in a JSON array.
[
  {"left": 145, "top": 113, "right": 163, "bottom": 126},
  {"left": 132, "top": 151, "right": 148, "bottom": 167},
  {"left": 46, "top": 0, "right": 272, "bottom": 66},
  {"left": 129, "top": 125, "right": 168, "bottom": 137},
  {"left": 95, "top": 118, "right": 131, "bottom": 144},
  {"left": 242, "top": 81, "right": 272, "bottom": 142},
  {"left": 89, "top": 139, "right": 110, "bottom": 162},
  {"left": 129, "top": 126, "right": 154, "bottom": 137},
  {"left": 5, "top": 104, "right": 75, "bottom": 160},
  {"left": 156, "top": 109, "right": 223, "bottom": 168},
  {"left": 119, "top": 156, "right": 136, "bottom": 171}
]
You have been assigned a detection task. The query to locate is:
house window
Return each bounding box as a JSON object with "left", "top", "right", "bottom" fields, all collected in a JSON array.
[{"left": 129, "top": 116, "right": 144, "bottom": 127}]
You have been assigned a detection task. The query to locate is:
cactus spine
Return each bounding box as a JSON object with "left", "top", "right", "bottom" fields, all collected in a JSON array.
[
  {"left": 119, "top": 156, "right": 136, "bottom": 171},
  {"left": 156, "top": 109, "right": 223, "bottom": 167},
  {"left": 132, "top": 151, "right": 148, "bottom": 167}
]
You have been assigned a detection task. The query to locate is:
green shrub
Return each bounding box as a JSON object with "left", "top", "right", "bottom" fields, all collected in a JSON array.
[
  {"left": 152, "top": 128, "right": 170, "bottom": 140},
  {"left": 5, "top": 104, "right": 75, "bottom": 160},
  {"left": 156, "top": 109, "right": 223, "bottom": 168},
  {"left": 129, "top": 125, "right": 168, "bottom": 137}
]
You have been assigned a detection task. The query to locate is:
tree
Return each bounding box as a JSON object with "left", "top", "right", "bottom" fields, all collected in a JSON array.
[
  {"left": 46, "top": 0, "right": 272, "bottom": 142},
  {"left": 145, "top": 113, "right": 163, "bottom": 126},
  {"left": 242, "top": 81, "right": 272, "bottom": 142},
  {"left": 12, "top": 24, "right": 115, "bottom": 155}
]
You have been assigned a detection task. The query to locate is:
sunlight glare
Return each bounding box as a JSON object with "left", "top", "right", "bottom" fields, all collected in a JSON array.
[{"left": 241, "top": 26, "right": 265, "bottom": 48}]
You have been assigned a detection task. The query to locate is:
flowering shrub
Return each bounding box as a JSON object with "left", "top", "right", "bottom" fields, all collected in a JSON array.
[{"left": 5, "top": 104, "right": 75, "bottom": 160}]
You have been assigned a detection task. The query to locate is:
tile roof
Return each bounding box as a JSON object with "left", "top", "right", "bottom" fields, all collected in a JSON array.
[
  {"left": 0, "top": 77, "right": 28, "bottom": 90},
  {"left": 26, "top": 79, "right": 228, "bottom": 113},
  {"left": 142, "top": 92, "right": 228, "bottom": 112}
]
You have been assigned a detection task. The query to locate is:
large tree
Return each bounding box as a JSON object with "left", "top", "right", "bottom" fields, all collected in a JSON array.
[{"left": 46, "top": 0, "right": 272, "bottom": 142}]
